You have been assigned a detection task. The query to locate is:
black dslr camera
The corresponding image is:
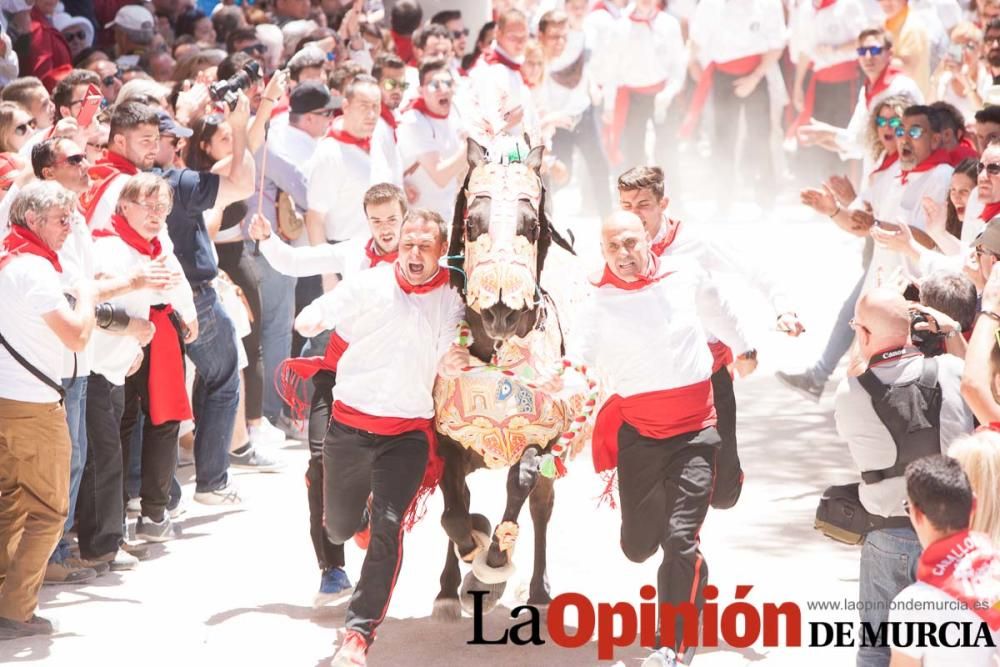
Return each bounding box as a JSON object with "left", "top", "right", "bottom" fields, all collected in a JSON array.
[
  {"left": 209, "top": 61, "right": 262, "bottom": 111},
  {"left": 910, "top": 308, "right": 944, "bottom": 356}
]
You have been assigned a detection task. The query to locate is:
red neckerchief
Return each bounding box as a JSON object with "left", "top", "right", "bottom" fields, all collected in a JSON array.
[
  {"left": 327, "top": 122, "right": 371, "bottom": 154},
  {"left": 899, "top": 148, "right": 951, "bottom": 185},
  {"left": 916, "top": 530, "right": 1000, "bottom": 631},
  {"left": 379, "top": 103, "right": 398, "bottom": 143},
  {"left": 80, "top": 151, "right": 139, "bottom": 226},
  {"left": 948, "top": 137, "right": 978, "bottom": 166},
  {"left": 814, "top": 0, "right": 837, "bottom": 9},
  {"left": 365, "top": 238, "right": 397, "bottom": 268},
  {"left": 92, "top": 214, "right": 161, "bottom": 257},
  {"left": 867, "top": 346, "right": 922, "bottom": 368},
  {"left": 871, "top": 151, "right": 899, "bottom": 175},
  {"left": 592, "top": 256, "right": 668, "bottom": 290},
  {"left": 865, "top": 65, "right": 902, "bottom": 108},
  {"left": 651, "top": 218, "right": 682, "bottom": 256},
  {"left": 409, "top": 97, "right": 449, "bottom": 120},
  {"left": 390, "top": 30, "right": 414, "bottom": 64},
  {"left": 980, "top": 200, "right": 1000, "bottom": 222},
  {"left": 482, "top": 46, "right": 521, "bottom": 72},
  {"left": 394, "top": 263, "right": 449, "bottom": 294},
  {"left": 0, "top": 223, "right": 62, "bottom": 273}
]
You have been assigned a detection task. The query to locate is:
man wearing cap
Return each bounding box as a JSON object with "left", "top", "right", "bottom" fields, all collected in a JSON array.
[
  {"left": 251, "top": 80, "right": 338, "bottom": 429},
  {"left": 153, "top": 107, "right": 192, "bottom": 170},
  {"left": 106, "top": 5, "right": 155, "bottom": 69}
]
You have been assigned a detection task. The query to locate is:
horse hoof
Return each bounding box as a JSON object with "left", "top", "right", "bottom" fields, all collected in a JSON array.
[
  {"left": 459, "top": 571, "right": 506, "bottom": 615},
  {"left": 432, "top": 597, "right": 462, "bottom": 622},
  {"left": 472, "top": 549, "right": 515, "bottom": 584},
  {"left": 454, "top": 529, "right": 491, "bottom": 563}
]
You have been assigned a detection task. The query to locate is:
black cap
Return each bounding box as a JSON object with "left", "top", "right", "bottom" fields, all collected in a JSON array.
[
  {"left": 157, "top": 110, "right": 193, "bottom": 138},
  {"left": 290, "top": 82, "right": 337, "bottom": 114}
]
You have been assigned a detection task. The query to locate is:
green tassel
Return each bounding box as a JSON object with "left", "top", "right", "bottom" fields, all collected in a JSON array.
[{"left": 539, "top": 456, "right": 557, "bottom": 478}]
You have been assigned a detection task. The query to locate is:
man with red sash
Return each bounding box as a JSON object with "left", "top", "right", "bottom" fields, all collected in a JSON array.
[
  {"left": 298, "top": 210, "right": 464, "bottom": 667},
  {"left": 573, "top": 211, "right": 752, "bottom": 664},
  {"left": 890, "top": 455, "right": 1000, "bottom": 665},
  {"left": 684, "top": 0, "right": 785, "bottom": 204},
  {"left": 798, "top": 28, "right": 923, "bottom": 174},
  {"left": 249, "top": 183, "right": 406, "bottom": 608},
  {"left": 598, "top": 0, "right": 685, "bottom": 169},
  {"left": 617, "top": 167, "right": 803, "bottom": 511},
  {"left": 787, "top": 0, "right": 867, "bottom": 182},
  {"left": 0, "top": 181, "right": 97, "bottom": 639}
]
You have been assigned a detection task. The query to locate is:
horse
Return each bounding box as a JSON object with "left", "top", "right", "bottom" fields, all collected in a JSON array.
[{"left": 431, "top": 137, "right": 579, "bottom": 620}]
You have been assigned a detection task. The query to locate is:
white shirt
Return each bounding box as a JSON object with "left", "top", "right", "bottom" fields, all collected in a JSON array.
[
  {"left": 397, "top": 106, "right": 463, "bottom": 224},
  {"left": 248, "top": 121, "right": 316, "bottom": 246},
  {"left": 890, "top": 581, "right": 1000, "bottom": 665},
  {"left": 306, "top": 135, "right": 377, "bottom": 242},
  {"left": 789, "top": 0, "right": 868, "bottom": 70},
  {"left": 601, "top": 10, "right": 687, "bottom": 107},
  {"left": 0, "top": 254, "right": 69, "bottom": 403},
  {"left": 308, "top": 263, "right": 464, "bottom": 419},
  {"left": 584, "top": 1, "right": 624, "bottom": 89},
  {"left": 467, "top": 42, "right": 542, "bottom": 145},
  {"left": 571, "top": 255, "right": 752, "bottom": 398},
  {"left": 538, "top": 30, "right": 592, "bottom": 120},
  {"left": 372, "top": 115, "right": 405, "bottom": 187},
  {"left": 259, "top": 234, "right": 375, "bottom": 278},
  {"left": 689, "top": 0, "right": 787, "bottom": 67},
  {"left": 937, "top": 66, "right": 991, "bottom": 123},
  {"left": 89, "top": 173, "right": 128, "bottom": 233}
]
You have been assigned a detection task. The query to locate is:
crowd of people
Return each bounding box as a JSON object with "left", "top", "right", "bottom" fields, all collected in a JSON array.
[{"left": 0, "top": 0, "right": 999, "bottom": 666}]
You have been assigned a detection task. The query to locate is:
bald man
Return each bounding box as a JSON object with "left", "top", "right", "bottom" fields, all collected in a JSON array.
[
  {"left": 834, "top": 287, "right": 973, "bottom": 667},
  {"left": 572, "top": 212, "right": 754, "bottom": 662}
]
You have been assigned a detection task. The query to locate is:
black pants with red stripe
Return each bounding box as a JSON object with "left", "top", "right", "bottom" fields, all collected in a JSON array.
[
  {"left": 323, "top": 419, "right": 428, "bottom": 644},
  {"left": 306, "top": 370, "right": 344, "bottom": 571},
  {"left": 710, "top": 366, "right": 743, "bottom": 509},
  {"left": 617, "top": 423, "right": 718, "bottom": 653}
]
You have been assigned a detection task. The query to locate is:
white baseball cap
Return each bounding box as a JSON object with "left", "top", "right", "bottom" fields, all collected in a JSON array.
[{"left": 105, "top": 5, "right": 155, "bottom": 40}]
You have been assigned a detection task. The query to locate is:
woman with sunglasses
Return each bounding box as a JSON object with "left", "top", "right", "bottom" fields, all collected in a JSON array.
[
  {"left": 185, "top": 114, "right": 278, "bottom": 466},
  {"left": 0, "top": 102, "right": 38, "bottom": 154}
]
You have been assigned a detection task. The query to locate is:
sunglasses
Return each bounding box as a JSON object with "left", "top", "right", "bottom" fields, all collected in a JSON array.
[
  {"left": 876, "top": 116, "right": 902, "bottom": 128},
  {"left": 54, "top": 153, "right": 87, "bottom": 167},
  {"left": 63, "top": 30, "right": 87, "bottom": 42},
  {"left": 241, "top": 43, "right": 266, "bottom": 56},
  {"left": 452, "top": 28, "right": 470, "bottom": 39},
  {"left": 14, "top": 119, "right": 36, "bottom": 136},
  {"left": 381, "top": 78, "right": 409, "bottom": 91},
  {"left": 101, "top": 72, "right": 121, "bottom": 87},
  {"left": 980, "top": 161, "right": 1000, "bottom": 176},
  {"left": 857, "top": 45, "right": 885, "bottom": 57},
  {"left": 427, "top": 79, "right": 454, "bottom": 92},
  {"left": 894, "top": 125, "right": 925, "bottom": 139}
]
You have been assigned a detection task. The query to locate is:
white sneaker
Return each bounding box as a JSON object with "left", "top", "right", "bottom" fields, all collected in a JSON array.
[
  {"left": 276, "top": 415, "right": 308, "bottom": 441},
  {"left": 126, "top": 497, "right": 141, "bottom": 517},
  {"left": 193, "top": 483, "right": 242, "bottom": 506},
  {"left": 250, "top": 419, "right": 287, "bottom": 445}
]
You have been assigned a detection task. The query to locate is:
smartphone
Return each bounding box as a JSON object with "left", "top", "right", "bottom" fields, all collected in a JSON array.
[{"left": 76, "top": 84, "right": 103, "bottom": 128}]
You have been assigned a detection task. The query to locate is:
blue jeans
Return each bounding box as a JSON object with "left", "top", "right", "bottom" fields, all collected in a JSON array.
[
  {"left": 49, "top": 375, "right": 88, "bottom": 563},
  {"left": 186, "top": 286, "right": 240, "bottom": 493},
  {"left": 857, "top": 527, "right": 922, "bottom": 667},
  {"left": 814, "top": 274, "right": 864, "bottom": 383},
  {"left": 253, "top": 244, "right": 296, "bottom": 422}
]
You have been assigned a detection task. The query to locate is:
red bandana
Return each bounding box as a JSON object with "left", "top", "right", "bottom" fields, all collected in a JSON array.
[
  {"left": 629, "top": 9, "right": 657, "bottom": 26},
  {"left": 390, "top": 30, "right": 414, "bottom": 64},
  {"left": 948, "top": 136, "right": 979, "bottom": 166},
  {"left": 592, "top": 257, "right": 667, "bottom": 290},
  {"left": 394, "top": 264, "right": 449, "bottom": 294},
  {"left": 365, "top": 238, "right": 397, "bottom": 268},
  {"left": 872, "top": 151, "right": 899, "bottom": 175},
  {"left": 380, "top": 103, "right": 398, "bottom": 142},
  {"left": 865, "top": 65, "right": 903, "bottom": 108},
  {"left": 0, "top": 223, "right": 62, "bottom": 273},
  {"left": 981, "top": 200, "right": 1000, "bottom": 222},
  {"left": 80, "top": 151, "right": 139, "bottom": 226},
  {"left": 916, "top": 530, "right": 1000, "bottom": 631},
  {"left": 92, "top": 214, "right": 161, "bottom": 258},
  {"left": 327, "top": 123, "right": 371, "bottom": 154},
  {"left": 409, "top": 97, "right": 449, "bottom": 120},
  {"left": 814, "top": 0, "right": 837, "bottom": 8},
  {"left": 482, "top": 47, "right": 521, "bottom": 72},
  {"left": 899, "top": 148, "right": 951, "bottom": 185},
  {"left": 651, "top": 218, "right": 682, "bottom": 256}
]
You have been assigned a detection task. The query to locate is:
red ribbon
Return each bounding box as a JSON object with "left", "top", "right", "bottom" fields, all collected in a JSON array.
[
  {"left": 395, "top": 264, "right": 449, "bottom": 294},
  {"left": 679, "top": 55, "right": 763, "bottom": 139},
  {"left": 0, "top": 223, "right": 62, "bottom": 273},
  {"left": 80, "top": 151, "right": 139, "bottom": 226},
  {"left": 916, "top": 529, "right": 1000, "bottom": 631}
]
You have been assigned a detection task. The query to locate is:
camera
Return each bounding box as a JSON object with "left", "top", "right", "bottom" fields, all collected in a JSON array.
[
  {"left": 64, "top": 293, "right": 131, "bottom": 332},
  {"left": 209, "top": 61, "right": 262, "bottom": 111},
  {"left": 910, "top": 309, "right": 944, "bottom": 356}
]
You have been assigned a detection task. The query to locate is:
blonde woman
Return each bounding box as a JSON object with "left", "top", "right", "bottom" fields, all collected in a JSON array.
[{"left": 949, "top": 429, "right": 1000, "bottom": 545}]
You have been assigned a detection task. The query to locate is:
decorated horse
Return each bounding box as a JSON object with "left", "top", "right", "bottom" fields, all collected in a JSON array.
[{"left": 431, "top": 136, "right": 594, "bottom": 619}]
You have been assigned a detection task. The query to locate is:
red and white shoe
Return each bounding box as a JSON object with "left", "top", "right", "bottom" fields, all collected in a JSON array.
[{"left": 330, "top": 630, "right": 368, "bottom": 667}]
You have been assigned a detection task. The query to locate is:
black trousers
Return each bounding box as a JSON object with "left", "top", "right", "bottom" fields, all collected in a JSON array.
[
  {"left": 713, "top": 71, "right": 774, "bottom": 193},
  {"left": 617, "top": 423, "right": 718, "bottom": 654},
  {"left": 621, "top": 90, "right": 658, "bottom": 171},
  {"left": 323, "top": 420, "right": 428, "bottom": 643},
  {"left": 551, "top": 105, "right": 613, "bottom": 218},
  {"left": 710, "top": 367, "right": 742, "bottom": 509},
  {"left": 217, "top": 242, "right": 264, "bottom": 422},
  {"left": 77, "top": 373, "right": 125, "bottom": 559},
  {"left": 119, "top": 342, "right": 180, "bottom": 523},
  {"left": 307, "top": 370, "right": 344, "bottom": 571}
]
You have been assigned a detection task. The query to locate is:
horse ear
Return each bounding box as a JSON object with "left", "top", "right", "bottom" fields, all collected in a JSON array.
[
  {"left": 467, "top": 138, "right": 488, "bottom": 168},
  {"left": 524, "top": 145, "right": 544, "bottom": 174}
]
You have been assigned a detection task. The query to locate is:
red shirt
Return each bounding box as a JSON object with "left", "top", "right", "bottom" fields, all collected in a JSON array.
[{"left": 28, "top": 8, "right": 73, "bottom": 91}]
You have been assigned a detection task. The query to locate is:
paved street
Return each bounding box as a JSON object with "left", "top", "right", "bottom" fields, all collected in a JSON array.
[{"left": 2, "top": 191, "right": 876, "bottom": 667}]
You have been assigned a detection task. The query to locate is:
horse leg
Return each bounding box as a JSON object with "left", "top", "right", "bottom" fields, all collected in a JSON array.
[{"left": 527, "top": 474, "right": 554, "bottom": 606}]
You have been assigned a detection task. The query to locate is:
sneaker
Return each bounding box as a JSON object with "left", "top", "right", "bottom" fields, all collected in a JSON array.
[
  {"left": 81, "top": 549, "right": 138, "bottom": 572},
  {"left": 640, "top": 648, "right": 681, "bottom": 667},
  {"left": 126, "top": 497, "right": 141, "bottom": 517},
  {"left": 177, "top": 445, "right": 195, "bottom": 467},
  {"left": 168, "top": 501, "right": 187, "bottom": 520},
  {"left": 276, "top": 414, "right": 308, "bottom": 441},
  {"left": 64, "top": 557, "right": 109, "bottom": 576},
  {"left": 25, "top": 615, "right": 55, "bottom": 634},
  {"left": 193, "top": 482, "right": 242, "bottom": 506},
  {"left": 330, "top": 630, "right": 368, "bottom": 667},
  {"left": 136, "top": 515, "right": 177, "bottom": 543},
  {"left": 0, "top": 616, "right": 50, "bottom": 640},
  {"left": 314, "top": 568, "right": 354, "bottom": 607},
  {"left": 250, "top": 419, "right": 287, "bottom": 445},
  {"left": 775, "top": 370, "right": 825, "bottom": 402},
  {"left": 44, "top": 560, "right": 97, "bottom": 585},
  {"left": 229, "top": 445, "right": 286, "bottom": 472}
]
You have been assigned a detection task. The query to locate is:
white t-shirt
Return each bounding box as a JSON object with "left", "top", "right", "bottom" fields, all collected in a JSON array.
[
  {"left": 0, "top": 254, "right": 70, "bottom": 403},
  {"left": 306, "top": 136, "right": 375, "bottom": 243},
  {"left": 398, "top": 107, "right": 463, "bottom": 224},
  {"left": 890, "top": 582, "right": 1000, "bottom": 666}
]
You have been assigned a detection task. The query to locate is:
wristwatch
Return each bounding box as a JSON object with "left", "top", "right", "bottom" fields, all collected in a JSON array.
[{"left": 737, "top": 349, "right": 757, "bottom": 361}]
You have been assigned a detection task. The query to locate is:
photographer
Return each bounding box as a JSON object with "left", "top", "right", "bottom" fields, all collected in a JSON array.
[
  {"left": 909, "top": 271, "right": 979, "bottom": 359},
  {"left": 833, "top": 287, "right": 973, "bottom": 667}
]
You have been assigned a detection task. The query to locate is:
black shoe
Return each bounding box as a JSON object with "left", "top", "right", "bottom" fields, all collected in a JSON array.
[
  {"left": 0, "top": 615, "right": 51, "bottom": 640},
  {"left": 775, "top": 370, "right": 825, "bottom": 402}
]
